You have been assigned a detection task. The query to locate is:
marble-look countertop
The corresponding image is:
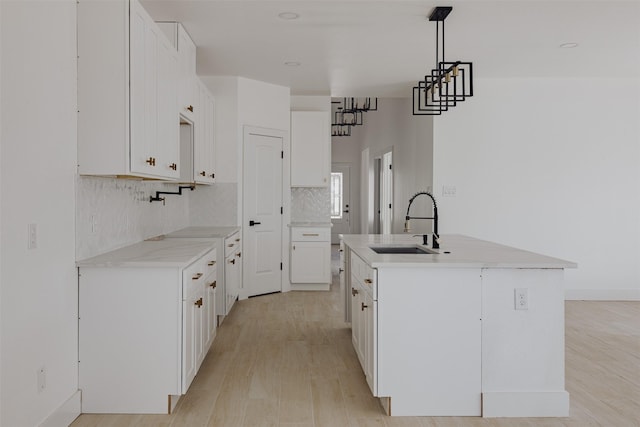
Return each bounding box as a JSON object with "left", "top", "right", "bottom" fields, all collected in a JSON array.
[
  {"left": 76, "top": 239, "right": 216, "bottom": 268},
  {"left": 288, "top": 222, "right": 333, "bottom": 228},
  {"left": 162, "top": 226, "right": 240, "bottom": 239},
  {"left": 340, "top": 234, "right": 577, "bottom": 269}
]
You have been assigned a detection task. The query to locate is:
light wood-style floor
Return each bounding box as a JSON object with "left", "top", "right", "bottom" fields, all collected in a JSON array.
[{"left": 72, "top": 248, "right": 640, "bottom": 427}]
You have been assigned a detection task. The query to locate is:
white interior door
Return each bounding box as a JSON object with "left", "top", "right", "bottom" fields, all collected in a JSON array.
[
  {"left": 381, "top": 151, "right": 393, "bottom": 234},
  {"left": 331, "top": 163, "right": 351, "bottom": 243},
  {"left": 243, "top": 129, "right": 283, "bottom": 297}
]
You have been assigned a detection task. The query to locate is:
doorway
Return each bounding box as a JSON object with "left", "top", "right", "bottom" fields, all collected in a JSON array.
[
  {"left": 374, "top": 150, "right": 393, "bottom": 234},
  {"left": 242, "top": 127, "right": 283, "bottom": 297},
  {"left": 331, "top": 163, "right": 351, "bottom": 243}
]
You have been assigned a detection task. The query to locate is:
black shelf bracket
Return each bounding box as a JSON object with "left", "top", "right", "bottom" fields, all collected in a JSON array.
[{"left": 150, "top": 185, "right": 195, "bottom": 205}]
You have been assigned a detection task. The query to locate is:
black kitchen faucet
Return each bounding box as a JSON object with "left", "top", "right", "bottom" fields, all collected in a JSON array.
[{"left": 404, "top": 191, "right": 440, "bottom": 249}]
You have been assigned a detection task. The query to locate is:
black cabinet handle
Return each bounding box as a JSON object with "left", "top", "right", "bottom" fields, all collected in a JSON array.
[{"left": 249, "top": 220, "right": 262, "bottom": 226}]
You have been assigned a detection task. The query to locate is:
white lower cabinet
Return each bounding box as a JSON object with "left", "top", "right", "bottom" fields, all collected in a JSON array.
[
  {"left": 204, "top": 268, "right": 218, "bottom": 350},
  {"left": 350, "top": 252, "right": 377, "bottom": 393},
  {"left": 78, "top": 245, "right": 217, "bottom": 414},
  {"left": 348, "top": 250, "right": 481, "bottom": 416},
  {"left": 221, "top": 231, "right": 242, "bottom": 316},
  {"left": 290, "top": 227, "right": 331, "bottom": 285}
]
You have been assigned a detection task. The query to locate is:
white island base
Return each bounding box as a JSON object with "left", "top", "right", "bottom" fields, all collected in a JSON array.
[{"left": 341, "top": 234, "right": 575, "bottom": 418}]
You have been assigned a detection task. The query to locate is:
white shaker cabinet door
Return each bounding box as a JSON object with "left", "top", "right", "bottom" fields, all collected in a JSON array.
[
  {"left": 129, "top": 0, "right": 159, "bottom": 176},
  {"left": 291, "top": 111, "right": 330, "bottom": 187},
  {"left": 194, "top": 82, "right": 215, "bottom": 183},
  {"left": 157, "top": 35, "right": 180, "bottom": 179},
  {"left": 177, "top": 24, "right": 197, "bottom": 121},
  {"left": 290, "top": 241, "right": 331, "bottom": 283}
]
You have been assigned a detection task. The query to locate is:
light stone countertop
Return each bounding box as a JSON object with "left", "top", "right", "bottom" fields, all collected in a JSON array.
[
  {"left": 76, "top": 239, "right": 216, "bottom": 268},
  {"left": 288, "top": 222, "right": 333, "bottom": 228},
  {"left": 340, "top": 234, "right": 577, "bottom": 269},
  {"left": 162, "top": 226, "right": 240, "bottom": 239}
]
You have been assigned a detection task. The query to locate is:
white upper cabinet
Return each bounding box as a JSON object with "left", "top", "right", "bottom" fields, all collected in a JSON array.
[
  {"left": 178, "top": 25, "right": 198, "bottom": 122},
  {"left": 291, "top": 111, "right": 331, "bottom": 187},
  {"left": 194, "top": 80, "right": 216, "bottom": 183},
  {"left": 78, "top": 0, "right": 179, "bottom": 179}
]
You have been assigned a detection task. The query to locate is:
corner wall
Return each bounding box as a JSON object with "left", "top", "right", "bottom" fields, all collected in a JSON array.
[
  {"left": 433, "top": 78, "right": 640, "bottom": 299},
  {"left": 1, "top": 1, "right": 80, "bottom": 425}
]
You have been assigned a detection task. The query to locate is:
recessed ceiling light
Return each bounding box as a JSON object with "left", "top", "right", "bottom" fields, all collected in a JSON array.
[
  {"left": 560, "top": 42, "right": 579, "bottom": 48},
  {"left": 278, "top": 12, "right": 299, "bottom": 20},
  {"left": 284, "top": 61, "right": 301, "bottom": 67}
]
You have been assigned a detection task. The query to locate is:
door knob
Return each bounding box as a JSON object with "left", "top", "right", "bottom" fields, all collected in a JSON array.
[
  {"left": 343, "top": 210, "right": 349, "bottom": 213},
  {"left": 249, "top": 220, "right": 261, "bottom": 226}
]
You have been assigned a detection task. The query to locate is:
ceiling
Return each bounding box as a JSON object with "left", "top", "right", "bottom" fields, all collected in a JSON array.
[{"left": 141, "top": 0, "right": 640, "bottom": 97}]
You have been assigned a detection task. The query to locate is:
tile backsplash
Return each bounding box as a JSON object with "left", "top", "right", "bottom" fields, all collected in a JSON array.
[
  {"left": 76, "top": 177, "right": 238, "bottom": 260},
  {"left": 189, "top": 183, "right": 237, "bottom": 226},
  {"left": 77, "top": 177, "right": 325, "bottom": 260},
  {"left": 76, "top": 176, "right": 191, "bottom": 260},
  {"left": 291, "top": 187, "right": 331, "bottom": 223}
]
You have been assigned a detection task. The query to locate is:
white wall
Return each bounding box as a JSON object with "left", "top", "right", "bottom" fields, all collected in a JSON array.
[
  {"left": 331, "top": 135, "right": 362, "bottom": 233},
  {"left": 1, "top": 2, "right": 80, "bottom": 426},
  {"left": 340, "top": 98, "right": 434, "bottom": 234},
  {"left": 434, "top": 78, "right": 640, "bottom": 300},
  {"left": 202, "top": 76, "right": 290, "bottom": 225}
]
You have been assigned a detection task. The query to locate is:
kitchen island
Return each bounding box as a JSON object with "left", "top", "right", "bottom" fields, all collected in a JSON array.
[{"left": 340, "top": 234, "right": 576, "bottom": 418}]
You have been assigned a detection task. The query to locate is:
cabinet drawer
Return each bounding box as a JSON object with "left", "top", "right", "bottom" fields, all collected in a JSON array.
[
  {"left": 224, "top": 232, "right": 241, "bottom": 257},
  {"left": 202, "top": 248, "right": 217, "bottom": 278},
  {"left": 351, "top": 252, "right": 376, "bottom": 294},
  {"left": 291, "top": 227, "right": 330, "bottom": 242},
  {"left": 183, "top": 247, "right": 216, "bottom": 295}
]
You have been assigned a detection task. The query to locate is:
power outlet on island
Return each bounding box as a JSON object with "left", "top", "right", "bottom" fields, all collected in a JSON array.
[{"left": 515, "top": 288, "right": 529, "bottom": 310}]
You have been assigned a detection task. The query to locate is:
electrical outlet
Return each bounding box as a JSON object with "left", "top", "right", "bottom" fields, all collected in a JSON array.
[
  {"left": 28, "top": 223, "right": 37, "bottom": 249},
  {"left": 37, "top": 366, "right": 46, "bottom": 393},
  {"left": 515, "top": 288, "right": 529, "bottom": 310}
]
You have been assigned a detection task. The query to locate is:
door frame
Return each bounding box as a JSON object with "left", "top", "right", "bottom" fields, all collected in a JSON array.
[
  {"left": 240, "top": 125, "right": 291, "bottom": 299},
  {"left": 331, "top": 162, "right": 352, "bottom": 243},
  {"left": 372, "top": 147, "right": 393, "bottom": 235}
]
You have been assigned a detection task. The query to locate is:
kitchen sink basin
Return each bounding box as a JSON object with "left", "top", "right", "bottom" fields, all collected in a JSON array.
[{"left": 369, "top": 245, "right": 437, "bottom": 255}]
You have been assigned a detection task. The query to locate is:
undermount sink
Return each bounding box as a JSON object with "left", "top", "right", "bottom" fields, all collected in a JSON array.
[{"left": 370, "top": 245, "right": 437, "bottom": 255}]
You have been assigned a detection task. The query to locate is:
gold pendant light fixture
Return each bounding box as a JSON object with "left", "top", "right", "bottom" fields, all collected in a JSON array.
[{"left": 413, "top": 6, "right": 473, "bottom": 115}]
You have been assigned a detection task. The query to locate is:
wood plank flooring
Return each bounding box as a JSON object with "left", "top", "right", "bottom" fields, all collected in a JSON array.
[{"left": 71, "top": 248, "right": 640, "bottom": 427}]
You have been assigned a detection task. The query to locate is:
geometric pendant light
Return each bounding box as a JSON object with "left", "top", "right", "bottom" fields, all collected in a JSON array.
[{"left": 413, "top": 6, "right": 473, "bottom": 115}]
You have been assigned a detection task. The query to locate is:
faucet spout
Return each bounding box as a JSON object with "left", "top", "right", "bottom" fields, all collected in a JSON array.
[{"left": 405, "top": 191, "right": 440, "bottom": 249}]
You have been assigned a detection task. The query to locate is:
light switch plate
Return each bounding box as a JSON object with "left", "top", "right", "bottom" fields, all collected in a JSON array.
[{"left": 442, "top": 185, "right": 457, "bottom": 197}]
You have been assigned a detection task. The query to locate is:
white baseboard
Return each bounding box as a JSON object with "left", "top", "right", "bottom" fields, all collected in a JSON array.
[
  {"left": 40, "top": 390, "right": 81, "bottom": 427},
  {"left": 290, "top": 283, "right": 330, "bottom": 291},
  {"left": 482, "top": 391, "right": 569, "bottom": 418},
  {"left": 565, "top": 289, "right": 640, "bottom": 301}
]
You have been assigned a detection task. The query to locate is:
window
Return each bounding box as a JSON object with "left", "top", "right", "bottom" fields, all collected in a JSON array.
[{"left": 330, "top": 172, "right": 343, "bottom": 219}]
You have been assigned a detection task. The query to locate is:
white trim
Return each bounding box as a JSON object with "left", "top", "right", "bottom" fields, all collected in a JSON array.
[
  {"left": 290, "top": 283, "right": 330, "bottom": 291},
  {"left": 482, "top": 391, "right": 569, "bottom": 418},
  {"left": 39, "top": 390, "right": 82, "bottom": 427},
  {"left": 565, "top": 289, "right": 640, "bottom": 301}
]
